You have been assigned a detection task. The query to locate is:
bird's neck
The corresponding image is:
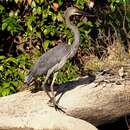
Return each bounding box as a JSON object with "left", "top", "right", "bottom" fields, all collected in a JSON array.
[{"left": 66, "top": 16, "right": 80, "bottom": 57}]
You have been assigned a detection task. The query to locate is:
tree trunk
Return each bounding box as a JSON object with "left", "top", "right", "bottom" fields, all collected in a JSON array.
[{"left": 0, "top": 74, "right": 129, "bottom": 129}]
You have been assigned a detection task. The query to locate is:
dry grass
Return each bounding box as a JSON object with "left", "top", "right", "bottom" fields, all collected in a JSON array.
[
  {"left": 82, "top": 38, "right": 130, "bottom": 75},
  {"left": 104, "top": 39, "right": 130, "bottom": 67}
]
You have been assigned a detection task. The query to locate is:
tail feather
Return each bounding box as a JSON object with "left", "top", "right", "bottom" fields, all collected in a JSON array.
[{"left": 24, "top": 74, "right": 34, "bottom": 84}]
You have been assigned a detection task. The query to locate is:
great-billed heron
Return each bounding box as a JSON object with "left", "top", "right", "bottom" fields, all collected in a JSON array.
[{"left": 24, "top": 7, "right": 91, "bottom": 109}]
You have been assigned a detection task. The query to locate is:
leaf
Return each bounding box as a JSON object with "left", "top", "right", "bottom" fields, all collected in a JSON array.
[
  {"left": 2, "top": 22, "right": 8, "bottom": 30},
  {"left": 2, "top": 88, "right": 10, "bottom": 96},
  {"left": 2, "top": 17, "right": 23, "bottom": 34},
  {"left": 6, "top": 57, "right": 18, "bottom": 64},
  {"left": 110, "top": 4, "right": 116, "bottom": 12},
  {"left": 56, "top": 13, "right": 63, "bottom": 22},
  {"left": 2, "top": 82, "right": 10, "bottom": 88},
  {"left": 43, "top": 40, "right": 50, "bottom": 51},
  {"left": 35, "top": 0, "right": 40, "bottom": 3},
  {"left": 31, "top": 1, "right": 36, "bottom": 7},
  {"left": 0, "top": 56, "right": 5, "bottom": 60},
  {"left": 11, "top": 81, "right": 19, "bottom": 87},
  {"left": 37, "top": 7, "right": 42, "bottom": 15},
  {"left": 58, "top": 0, "right": 62, "bottom": 5},
  {"left": 87, "top": 21, "right": 93, "bottom": 26},
  {"left": 19, "top": 64, "right": 25, "bottom": 69},
  {"left": 10, "top": 86, "right": 16, "bottom": 92},
  {"left": 19, "top": 74, "right": 24, "bottom": 80},
  {"left": 0, "top": 5, "right": 4, "bottom": 13},
  {"left": 43, "top": 29, "right": 49, "bottom": 35},
  {"left": 26, "top": 16, "right": 36, "bottom": 31},
  {"left": 0, "top": 66, "right": 4, "bottom": 71},
  {"left": 28, "top": 24, "right": 33, "bottom": 31},
  {"left": 40, "top": 0, "right": 44, "bottom": 3},
  {"left": 5, "top": 70, "right": 12, "bottom": 77}
]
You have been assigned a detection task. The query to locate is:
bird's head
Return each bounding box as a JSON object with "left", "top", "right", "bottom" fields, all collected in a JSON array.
[{"left": 64, "top": 7, "right": 86, "bottom": 17}]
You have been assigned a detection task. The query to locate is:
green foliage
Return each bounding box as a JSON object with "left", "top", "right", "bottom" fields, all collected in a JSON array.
[
  {"left": 56, "top": 61, "right": 79, "bottom": 84},
  {"left": 0, "top": 54, "right": 31, "bottom": 96},
  {"left": 0, "top": 4, "right": 4, "bottom": 14},
  {"left": 76, "top": 0, "right": 86, "bottom": 9},
  {"left": 2, "top": 16, "right": 23, "bottom": 35},
  {"left": 0, "top": 0, "right": 129, "bottom": 96}
]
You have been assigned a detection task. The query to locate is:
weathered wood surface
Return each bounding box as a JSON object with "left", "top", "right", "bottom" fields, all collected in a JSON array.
[{"left": 0, "top": 74, "right": 129, "bottom": 130}]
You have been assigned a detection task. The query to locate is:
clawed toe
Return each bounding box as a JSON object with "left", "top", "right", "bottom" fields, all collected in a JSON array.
[{"left": 47, "top": 99, "right": 66, "bottom": 113}]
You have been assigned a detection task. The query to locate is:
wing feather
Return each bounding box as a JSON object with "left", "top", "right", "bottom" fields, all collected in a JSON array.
[{"left": 25, "top": 43, "right": 70, "bottom": 84}]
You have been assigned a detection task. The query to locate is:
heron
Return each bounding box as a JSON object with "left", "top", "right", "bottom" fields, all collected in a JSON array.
[{"left": 24, "top": 7, "right": 89, "bottom": 109}]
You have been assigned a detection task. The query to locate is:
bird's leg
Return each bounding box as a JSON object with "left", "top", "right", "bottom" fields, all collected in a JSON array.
[
  {"left": 49, "top": 72, "right": 65, "bottom": 111},
  {"left": 41, "top": 70, "right": 52, "bottom": 100},
  {"left": 49, "top": 72, "right": 58, "bottom": 105}
]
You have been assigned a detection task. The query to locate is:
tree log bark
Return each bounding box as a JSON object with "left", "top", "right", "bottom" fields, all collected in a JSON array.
[{"left": 0, "top": 74, "right": 129, "bottom": 129}]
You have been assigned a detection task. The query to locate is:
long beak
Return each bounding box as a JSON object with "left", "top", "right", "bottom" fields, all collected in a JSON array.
[
  {"left": 75, "top": 10, "right": 86, "bottom": 16},
  {"left": 76, "top": 10, "right": 96, "bottom": 18}
]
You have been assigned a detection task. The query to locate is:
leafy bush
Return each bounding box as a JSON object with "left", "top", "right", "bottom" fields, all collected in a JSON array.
[
  {"left": 0, "top": 54, "right": 31, "bottom": 96},
  {"left": 0, "top": 0, "right": 129, "bottom": 96}
]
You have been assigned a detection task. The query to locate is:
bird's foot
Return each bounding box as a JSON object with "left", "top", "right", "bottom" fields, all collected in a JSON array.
[{"left": 47, "top": 98, "right": 66, "bottom": 113}]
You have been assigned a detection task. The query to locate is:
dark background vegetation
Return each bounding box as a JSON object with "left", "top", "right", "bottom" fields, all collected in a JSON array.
[{"left": 0, "top": 0, "right": 130, "bottom": 129}]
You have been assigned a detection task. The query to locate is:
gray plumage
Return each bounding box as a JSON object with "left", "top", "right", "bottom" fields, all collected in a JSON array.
[
  {"left": 24, "top": 7, "right": 83, "bottom": 85},
  {"left": 24, "top": 43, "right": 70, "bottom": 83}
]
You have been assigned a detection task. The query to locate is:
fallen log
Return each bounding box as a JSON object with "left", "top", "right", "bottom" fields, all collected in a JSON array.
[
  {"left": 0, "top": 108, "right": 97, "bottom": 130},
  {"left": 0, "top": 74, "right": 129, "bottom": 129}
]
